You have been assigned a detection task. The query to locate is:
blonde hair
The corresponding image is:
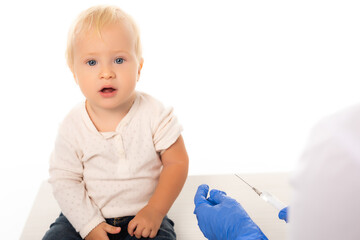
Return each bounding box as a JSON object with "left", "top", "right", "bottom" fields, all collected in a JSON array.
[{"left": 66, "top": 5, "right": 142, "bottom": 71}]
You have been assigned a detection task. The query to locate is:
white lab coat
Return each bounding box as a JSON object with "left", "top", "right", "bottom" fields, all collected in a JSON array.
[{"left": 289, "top": 104, "right": 360, "bottom": 240}]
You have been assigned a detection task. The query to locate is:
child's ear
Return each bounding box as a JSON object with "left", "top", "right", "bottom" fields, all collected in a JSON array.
[
  {"left": 71, "top": 70, "right": 79, "bottom": 85},
  {"left": 68, "top": 64, "right": 79, "bottom": 85},
  {"left": 137, "top": 58, "right": 144, "bottom": 81}
]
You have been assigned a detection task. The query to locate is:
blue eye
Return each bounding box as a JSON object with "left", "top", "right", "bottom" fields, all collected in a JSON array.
[
  {"left": 87, "top": 60, "right": 97, "bottom": 66},
  {"left": 115, "top": 58, "right": 124, "bottom": 64}
]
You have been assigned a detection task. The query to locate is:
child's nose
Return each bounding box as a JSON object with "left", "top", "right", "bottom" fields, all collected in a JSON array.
[{"left": 99, "top": 65, "right": 115, "bottom": 79}]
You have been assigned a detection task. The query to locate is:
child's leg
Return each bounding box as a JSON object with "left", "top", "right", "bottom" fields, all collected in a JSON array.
[
  {"left": 42, "top": 213, "right": 82, "bottom": 240},
  {"left": 150, "top": 216, "right": 176, "bottom": 240}
]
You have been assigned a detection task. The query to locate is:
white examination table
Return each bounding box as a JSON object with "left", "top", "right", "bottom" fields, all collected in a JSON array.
[{"left": 20, "top": 173, "right": 290, "bottom": 239}]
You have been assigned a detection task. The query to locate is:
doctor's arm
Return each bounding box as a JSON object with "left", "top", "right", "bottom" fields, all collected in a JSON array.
[{"left": 289, "top": 114, "right": 360, "bottom": 240}]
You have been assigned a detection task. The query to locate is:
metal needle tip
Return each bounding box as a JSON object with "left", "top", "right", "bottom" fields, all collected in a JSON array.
[{"left": 234, "top": 174, "right": 262, "bottom": 196}]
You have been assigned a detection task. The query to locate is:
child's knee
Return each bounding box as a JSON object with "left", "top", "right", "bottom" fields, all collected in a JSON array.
[{"left": 43, "top": 214, "right": 81, "bottom": 240}]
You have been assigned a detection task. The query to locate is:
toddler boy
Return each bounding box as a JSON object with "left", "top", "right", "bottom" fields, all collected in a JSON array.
[{"left": 42, "top": 5, "right": 188, "bottom": 240}]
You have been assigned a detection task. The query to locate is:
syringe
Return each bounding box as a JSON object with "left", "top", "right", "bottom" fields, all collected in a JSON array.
[{"left": 235, "top": 174, "right": 286, "bottom": 211}]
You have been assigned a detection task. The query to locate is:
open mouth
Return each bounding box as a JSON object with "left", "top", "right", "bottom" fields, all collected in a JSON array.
[
  {"left": 100, "top": 87, "right": 116, "bottom": 93},
  {"left": 99, "top": 86, "right": 117, "bottom": 97}
]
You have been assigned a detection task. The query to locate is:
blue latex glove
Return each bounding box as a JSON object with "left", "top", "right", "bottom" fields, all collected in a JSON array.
[
  {"left": 194, "top": 184, "right": 268, "bottom": 240},
  {"left": 278, "top": 207, "right": 288, "bottom": 223}
]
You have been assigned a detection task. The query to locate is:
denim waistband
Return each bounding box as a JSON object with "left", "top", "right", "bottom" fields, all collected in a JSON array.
[{"left": 106, "top": 216, "right": 135, "bottom": 227}]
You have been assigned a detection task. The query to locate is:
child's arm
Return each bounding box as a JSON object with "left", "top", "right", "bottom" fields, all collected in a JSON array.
[
  {"left": 128, "top": 135, "right": 189, "bottom": 238},
  {"left": 50, "top": 130, "right": 106, "bottom": 238}
]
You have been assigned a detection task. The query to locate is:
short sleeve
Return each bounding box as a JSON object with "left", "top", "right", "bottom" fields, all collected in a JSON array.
[{"left": 152, "top": 106, "right": 183, "bottom": 153}]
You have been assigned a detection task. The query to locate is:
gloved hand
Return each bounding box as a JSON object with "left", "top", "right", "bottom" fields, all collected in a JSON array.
[
  {"left": 278, "top": 207, "right": 288, "bottom": 223},
  {"left": 194, "top": 184, "right": 268, "bottom": 240}
]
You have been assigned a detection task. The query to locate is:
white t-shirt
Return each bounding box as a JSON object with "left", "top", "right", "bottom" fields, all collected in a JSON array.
[
  {"left": 289, "top": 104, "right": 360, "bottom": 239},
  {"left": 49, "top": 91, "right": 182, "bottom": 238}
]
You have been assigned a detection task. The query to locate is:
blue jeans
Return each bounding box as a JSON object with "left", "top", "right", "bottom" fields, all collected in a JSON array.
[{"left": 42, "top": 213, "right": 176, "bottom": 240}]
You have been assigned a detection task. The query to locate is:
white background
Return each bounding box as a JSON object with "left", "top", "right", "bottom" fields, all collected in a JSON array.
[{"left": 1, "top": 0, "right": 360, "bottom": 239}]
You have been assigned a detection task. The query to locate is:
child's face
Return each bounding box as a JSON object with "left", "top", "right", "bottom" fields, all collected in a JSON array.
[{"left": 72, "top": 21, "right": 143, "bottom": 111}]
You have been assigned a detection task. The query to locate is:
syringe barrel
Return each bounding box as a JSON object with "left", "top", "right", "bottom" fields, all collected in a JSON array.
[{"left": 260, "top": 191, "right": 286, "bottom": 211}]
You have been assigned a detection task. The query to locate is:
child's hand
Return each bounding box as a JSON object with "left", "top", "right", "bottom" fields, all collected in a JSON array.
[
  {"left": 85, "top": 222, "right": 121, "bottom": 240},
  {"left": 128, "top": 205, "right": 165, "bottom": 238}
]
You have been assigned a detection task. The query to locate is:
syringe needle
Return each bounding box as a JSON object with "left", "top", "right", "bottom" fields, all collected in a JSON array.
[
  {"left": 235, "top": 174, "right": 286, "bottom": 211},
  {"left": 235, "top": 174, "right": 262, "bottom": 196}
]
